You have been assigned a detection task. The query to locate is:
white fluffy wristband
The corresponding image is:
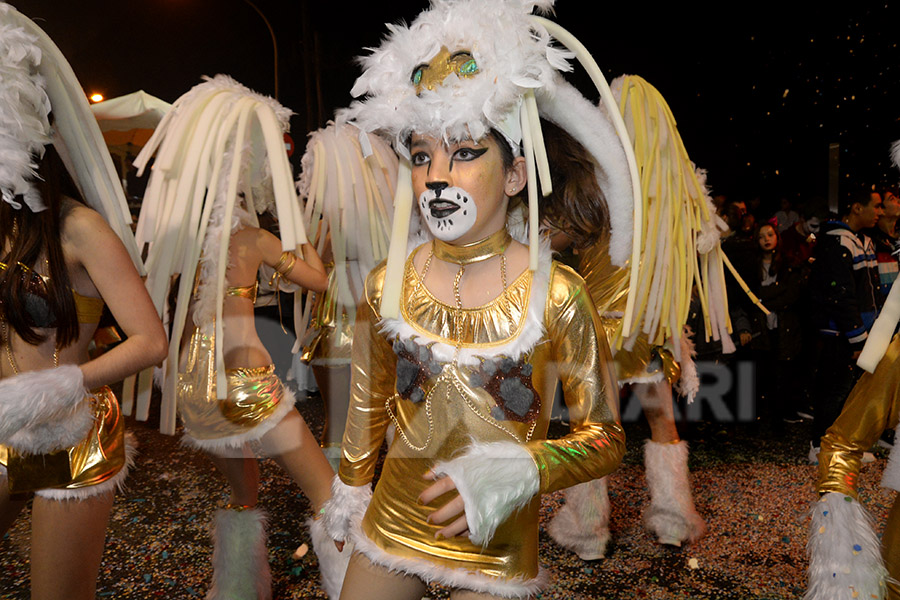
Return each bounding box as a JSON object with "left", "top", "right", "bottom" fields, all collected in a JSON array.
[
  {"left": 321, "top": 475, "right": 372, "bottom": 543},
  {"left": 432, "top": 440, "right": 540, "bottom": 547},
  {"left": 0, "top": 364, "right": 91, "bottom": 454}
]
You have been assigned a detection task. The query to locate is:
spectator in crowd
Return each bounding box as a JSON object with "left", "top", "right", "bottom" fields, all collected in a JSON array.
[
  {"left": 774, "top": 197, "right": 801, "bottom": 233},
  {"left": 807, "top": 189, "right": 883, "bottom": 463},
  {"left": 780, "top": 204, "right": 821, "bottom": 269},
  {"left": 731, "top": 223, "right": 806, "bottom": 430},
  {"left": 863, "top": 187, "right": 900, "bottom": 301}
]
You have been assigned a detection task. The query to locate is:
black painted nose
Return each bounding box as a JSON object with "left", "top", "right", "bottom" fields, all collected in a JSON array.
[{"left": 426, "top": 181, "right": 448, "bottom": 197}]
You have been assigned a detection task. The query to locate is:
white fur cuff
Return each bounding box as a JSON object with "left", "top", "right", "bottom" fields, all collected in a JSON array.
[
  {"left": 805, "top": 492, "right": 888, "bottom": 600},
  {"left": 0, "top": 364, "right": 91, "bottom": 453},
  {"left": 432, "top": 440, "right": 539, "bottom": 547},
  {"left": 322, "top": 475, "right": 372, "bottom": 543}
]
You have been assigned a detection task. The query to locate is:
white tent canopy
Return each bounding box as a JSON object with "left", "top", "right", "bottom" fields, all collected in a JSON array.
[{"left": 90, "top": 90, "right": 171, "bottom": 132}]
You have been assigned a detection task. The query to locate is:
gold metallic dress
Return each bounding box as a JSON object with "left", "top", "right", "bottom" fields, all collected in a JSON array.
[
  {"left": 300, "top": 267, "right": 354, "bottom": 366},
  {"left": 818, "top": 334, "right": 900, "bottom": 598},
  {"left": 339, "top": 245, "right": 625, "bottom": 593},
  {"left": 578, "top": 239, "right": 680, "bottom": 385}
]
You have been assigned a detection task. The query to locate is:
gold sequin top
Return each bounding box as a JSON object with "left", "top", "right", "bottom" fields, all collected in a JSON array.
[{"left": 339, "top": 244, "right": 624, "bottom": 584}]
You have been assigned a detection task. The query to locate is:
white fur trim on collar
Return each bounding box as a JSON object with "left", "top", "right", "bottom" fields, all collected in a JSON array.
[{"left": 377, "top": 239, "right": 552, "bottom": 367}]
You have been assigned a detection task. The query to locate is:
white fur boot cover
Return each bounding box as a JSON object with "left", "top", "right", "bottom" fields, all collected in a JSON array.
[
  {"left": 0, "top": 364, "right": 91, "bottom": 453},
  {"left": 308, "top": 516, "right": 351, "bottom": 600},
  {"left": 805, "top": 492, "right": 887, "bottom": 600},
  {"left": 207, "top": 507, "right": 271, "bottom": 600},
  {"left": 432, "top": 440, "right": 539, "bottom": 547},
  {"left": 547, "top": 477, "right": 611, "bottom": 560},
  {"left": 643, "top": 440, "right": 706, "bottom": 546}
]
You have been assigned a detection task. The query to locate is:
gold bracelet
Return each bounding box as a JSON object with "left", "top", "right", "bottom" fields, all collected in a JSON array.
[{"left": 268, "top": 251, "right": 297, "bottom": 286}]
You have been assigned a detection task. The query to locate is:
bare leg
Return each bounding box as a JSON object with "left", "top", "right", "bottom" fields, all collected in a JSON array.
[
  {"left": 313, "top": 365, "right": 351, "bottom": 448},
  {"left": 634, "top": 380, "right": 679, "bottom": 443},
  {"left": 259, "top": 409, "right": 335, "bottom": 511},
  {"left": 0, "top": 475, "right": 29, "bottom": 535},
  {"left": 30, "top": 491, "right": 115, "bottom": 600},
  {"left": 207, "top": 448, "right": 260, "bottom": 507},
  {"left": 635, "top": 380, "right": 706, "bottom": 545},
  {"left": 339, "top": 551, "right": 426, "bottom": 600}
]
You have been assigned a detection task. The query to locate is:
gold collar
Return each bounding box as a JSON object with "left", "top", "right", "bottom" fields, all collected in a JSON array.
[{"left": 432, "top": 229, "right": 512, "bottom": 265}]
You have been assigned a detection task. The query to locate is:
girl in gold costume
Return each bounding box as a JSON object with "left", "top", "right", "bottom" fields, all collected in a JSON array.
[
  {"left": 0, "top": 5, "right": 167, "bottom": 599},
  {"left": 132, "top": 76, "right": 343, "bottom": 599},
  {"left": 319, "top": 0, "right": 641, "bottom": 597}
]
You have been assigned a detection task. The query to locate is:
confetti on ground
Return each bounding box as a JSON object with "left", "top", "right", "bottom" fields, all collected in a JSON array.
[{"left": 1, "top": 384, "right": 894, "bottom": 599}]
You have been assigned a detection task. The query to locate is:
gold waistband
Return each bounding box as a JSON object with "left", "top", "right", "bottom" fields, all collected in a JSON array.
[{"left": 225, "top": 364, "right": 275, "bottom": 378}]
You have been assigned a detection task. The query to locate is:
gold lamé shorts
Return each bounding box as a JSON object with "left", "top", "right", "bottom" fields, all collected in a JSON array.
[
  {"left": 178, "top": 364, "right": 288, "bottom": 444},
  {"left": 0, "top": 386, "right": 127, "bottom": 496},
  {"left": 600, "top": 315, "right": 680, "bottom": 385}
]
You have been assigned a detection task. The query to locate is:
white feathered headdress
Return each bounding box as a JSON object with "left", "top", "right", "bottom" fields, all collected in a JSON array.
[
  {"left": 0, "top": 3, "right": 140, "bottom": 266},
  {"left": 339, "top": 0, "right": 641, "bottom": 319}
]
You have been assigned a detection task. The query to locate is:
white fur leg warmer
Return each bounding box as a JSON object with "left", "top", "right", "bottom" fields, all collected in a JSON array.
[
  {"left": 207, "top": 507, "right": 271, "bottom": 600},
  {"left": 321, "top": 475, "right": 372, "bottom": 543},
  {"left": 805, "top": 492, "right": 888, "bottom": 600},
  {"left": 0, "top": 365, "right": 91, "bottom": 453},
  {"left": 548, "top": 477, "right": 611, "bottom": 560},
  {"left": 432, "top": 440, "right": 539, "bottom": 547},
  {"left": 308, "top": 516, "right": 351, "bottom": 600},
  {"left": 643, "top": 439, "right": 706, "bottom": 546}
]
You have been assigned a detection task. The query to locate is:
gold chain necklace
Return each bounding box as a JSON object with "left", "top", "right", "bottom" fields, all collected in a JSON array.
[
  {"left": 391, "top": 230, "right": 539, "bottom": 452},
  {"left": 2, "top": 320, "right": 59, "bottom": 375}
]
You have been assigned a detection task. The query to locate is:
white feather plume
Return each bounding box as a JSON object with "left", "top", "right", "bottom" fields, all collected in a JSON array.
[{"left": 0, "top": 5, "right": 51, "bottom": 211}]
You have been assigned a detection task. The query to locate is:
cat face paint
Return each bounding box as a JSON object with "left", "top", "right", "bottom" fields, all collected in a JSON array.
[
  {"left": 417, "top": 184, "right": 478, "bottom": 241},
  {"left": 410, "top": 134, "right": 510, "bottom": 244}
]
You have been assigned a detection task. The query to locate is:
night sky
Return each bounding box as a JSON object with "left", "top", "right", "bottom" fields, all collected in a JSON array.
[{"left": 13, "top": 0, "right": 900, "bottom": 217}]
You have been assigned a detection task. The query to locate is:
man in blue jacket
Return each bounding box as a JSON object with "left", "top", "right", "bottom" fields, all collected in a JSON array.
[{"left": 808, "top": 188, "right": 883, "bottom": 462}]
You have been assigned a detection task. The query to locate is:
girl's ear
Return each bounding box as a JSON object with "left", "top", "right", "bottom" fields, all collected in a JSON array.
[{"left": 505, "top": 156, "right": 527, "bottom": 197}]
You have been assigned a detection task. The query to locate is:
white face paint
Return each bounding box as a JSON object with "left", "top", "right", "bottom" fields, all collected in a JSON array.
[{"left": 417, "top": 184, "right": 478, "bottom": 241}]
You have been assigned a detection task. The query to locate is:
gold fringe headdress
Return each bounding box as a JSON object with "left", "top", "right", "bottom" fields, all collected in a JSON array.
[
  {"left": 337, "top": 0, "right": 641, "bottom": 319},
  {"left": 130, "top": 75, "right": 306, "bottom": 434},
  {"left": 0, "top": 3, "right": 140, "bottom": 267}
]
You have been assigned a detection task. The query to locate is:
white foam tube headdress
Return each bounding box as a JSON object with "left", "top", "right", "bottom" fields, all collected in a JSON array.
[{"left": 132, "top": 75, "right": 303, "bottom": 434}]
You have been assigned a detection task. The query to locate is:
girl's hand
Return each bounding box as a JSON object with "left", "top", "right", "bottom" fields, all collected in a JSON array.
[{"left": 419, "top": 470, "right": 469, "bottom": 539}]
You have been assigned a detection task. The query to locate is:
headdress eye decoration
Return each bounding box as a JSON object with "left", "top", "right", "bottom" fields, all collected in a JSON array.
[{"left": 412, "top": 47, "right": 479, "bottom": 95}]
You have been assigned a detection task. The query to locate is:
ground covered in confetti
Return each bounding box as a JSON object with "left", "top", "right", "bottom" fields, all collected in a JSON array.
[{"left": 1, "top": 386, "right": 894, "bottom": 600}]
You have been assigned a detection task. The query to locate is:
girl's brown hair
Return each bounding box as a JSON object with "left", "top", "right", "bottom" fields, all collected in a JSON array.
[
  {"left": 539, "top": 119, "right": 609, "bottom": 249},
  {"left": 0, "top": 145, "right": 79, "bottom": 347}
]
